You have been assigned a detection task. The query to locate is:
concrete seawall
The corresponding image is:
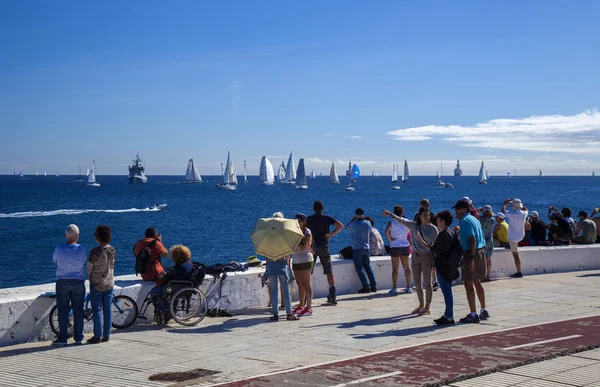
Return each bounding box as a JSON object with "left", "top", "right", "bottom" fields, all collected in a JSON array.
[{"left": 1, "top": 244, "right": 599, "bottom": 347}]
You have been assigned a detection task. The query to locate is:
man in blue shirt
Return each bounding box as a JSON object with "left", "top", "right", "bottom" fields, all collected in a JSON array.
[
  {"left": 453, "top": 200, "right": 489, "bottom": 324},
  {"left": 345, "top": 208, "right": 377, "bottom": 293},
  {"left": 52, "top": 224, "right": 87, "bottom": 345}
]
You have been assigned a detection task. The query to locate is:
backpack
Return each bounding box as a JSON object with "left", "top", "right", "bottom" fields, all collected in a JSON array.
[
  {"left": 190, "top": 261, "right": 206, "bottom": 287},
  {"left": 448, "top": 230, "right": 464, "bottom": 269},
  {"left": 134, "top": 238, "right": 158, "bottom": 275},
  {"left": 338, "top": 246, "right": 353, "bottom": 259}
]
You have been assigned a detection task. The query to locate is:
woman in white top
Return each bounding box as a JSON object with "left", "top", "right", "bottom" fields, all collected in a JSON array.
[
  {"left": 291, "top": 213, "right": 314, "bottom": 317},
  {"left": 385, "top": 206, "right": 412, "bottom": 295}
]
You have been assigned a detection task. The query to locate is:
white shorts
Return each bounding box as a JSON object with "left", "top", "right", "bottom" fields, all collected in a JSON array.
[{"left": 509, "top": 241, "right": 519, "bottom": 252}]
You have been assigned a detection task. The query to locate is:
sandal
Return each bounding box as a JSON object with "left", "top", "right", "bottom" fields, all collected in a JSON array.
[
  {"left": 286, "top": 314, "right": 299, "bottom": 321},
  {"left": 411, "top": 307, "right": 423, "bottom": 314},
  {"left": 269, "top": 314, "right": 279, "bottom": 321},
  {"left": 418, "top": 309, "right": 431, "bottom": 316}
]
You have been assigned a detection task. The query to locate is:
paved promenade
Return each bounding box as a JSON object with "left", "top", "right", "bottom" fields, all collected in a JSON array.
[{"left": 1, "top": 270, "right": 599, "bottom": 386}]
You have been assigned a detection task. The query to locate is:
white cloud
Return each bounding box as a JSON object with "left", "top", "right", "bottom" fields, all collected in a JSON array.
[
  {"left": 386, "top": 110, "right": 600, "bottom": 154},
  {"left": 304, "top": 157, "right": 331, "bottom": 165},
  {"left": 344, "top": 135, "right": 364, "bottom": 139},
  {"left": 322, "top": 133, "right": 335, "bottom": 137}
]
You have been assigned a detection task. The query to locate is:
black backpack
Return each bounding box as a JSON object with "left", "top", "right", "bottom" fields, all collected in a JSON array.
[
  {"left": 134, "top": 238, "right": 158, "bottom": 275},
  {"left": 448, "top": 230, "right": 464, "bottom": 269},
  {"left": 190, "top": 262, "right": 206, "bottom": 287},
  {"left": 338, "top": 246, "right": 353, "bottom": 259}
]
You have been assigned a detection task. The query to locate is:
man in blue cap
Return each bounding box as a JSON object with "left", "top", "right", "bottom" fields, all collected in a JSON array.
[{"left": 453, "top": 200, "right": 489, "bottom": 323}]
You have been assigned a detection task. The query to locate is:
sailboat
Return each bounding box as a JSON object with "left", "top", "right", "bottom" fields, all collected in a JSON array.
[
  {"left": 87, "top": 160, "right": 100, "bottom": 187},
  {"left": 402, "top": 160, "right": 409, "bottom": 183},
  {"left": 185, "top": 158, "right": 202, "bottom": 183},
  {"left": 352, "top": 164, "right": 360, "bottom": 181},
  {"left": 243, "top": 160, "right": 248, "bottom": 184},
  {"left": 310, "top": 170, "right": 316, "bottom": 179},
  {"left": 436, "top": 170, "right": 440, "bottom": 179},
  {"left": 44, "top": 172, "right": 47, "bottom": 177},
  {"left": 296, "top": 159, "right": 308, "bottom": 189},
  {"left": 593, "top": 170, "right": 596, "bottom": 177},
  {"left": 284, "top": 152, "right": 296, "bottom": 184},
  {"left": 217, "top": 151, "right": 237, "bottom": 190},
  {"left": 391, "top": 164, "right": 400, "bottom": 190},
  {"left": 74, "top": 165, "right": 85, "bottom": 181},
  {"left": 259, "top": 156, "right": 275, "bottom": 185},
  {"left": 329, "top": 162, "right": 340, "bottom": 184},
  {"left": 36, "top": 172, "right": 39, "bottom": 177},
  {"left": 539, "top": 169, "right": 544, "bottom": 177},
  {"left": 507, "top": 171, "right": 512, "bottom": 179},
  {"left": 478, "top": 161, "right": 487, "bottom": 184},
  {"left": 276, "top": 161, "right": 286, "bottom": 183}
]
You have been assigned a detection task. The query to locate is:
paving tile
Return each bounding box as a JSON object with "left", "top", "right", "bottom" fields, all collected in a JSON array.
[
  {"left": 543, "top": 363, "right": 600, "bottom": 386},
  {"left": 504, "top": 356, "right": 598, "bottom": 378},
  {"left": 449, "top": 371, "right": 531, "bottom": 387}
]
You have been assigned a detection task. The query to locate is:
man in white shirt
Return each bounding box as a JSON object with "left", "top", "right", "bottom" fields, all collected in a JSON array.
[{"left": 502, "top": 198, "right": 528, "bottom": 278}]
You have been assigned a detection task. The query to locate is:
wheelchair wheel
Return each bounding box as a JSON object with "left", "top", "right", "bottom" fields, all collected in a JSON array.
[
  {"left": 169, "top": 288, "right": 208, "bottom": 326},
  {"left": 111, "top": 295, "right": 138, "bottom": 329}
]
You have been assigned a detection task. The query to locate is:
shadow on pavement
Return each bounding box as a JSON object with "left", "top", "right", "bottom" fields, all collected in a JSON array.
[
  {"left": 578, "top": 273, "right": 600, "bottom": 278},
  {"left": 350, "top": 324, "right": 452, "bottom": 339},
  {"left": 165, "top": 316, "right": 270, "bottom": 334}
]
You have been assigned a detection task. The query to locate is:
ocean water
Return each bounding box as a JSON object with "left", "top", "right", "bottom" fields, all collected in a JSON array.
[{"left": 1, "top": 174, "right": 598, "bottom": 289}]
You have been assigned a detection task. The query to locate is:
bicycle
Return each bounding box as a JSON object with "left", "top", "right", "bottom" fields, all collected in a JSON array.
[{"left": 47, "top": 292, "right": 138, "bottom": 337}]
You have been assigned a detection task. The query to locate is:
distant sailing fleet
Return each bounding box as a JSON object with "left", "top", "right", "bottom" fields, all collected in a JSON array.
[{"left": 13, "top": 156, "right": 598, "bottom": 190}]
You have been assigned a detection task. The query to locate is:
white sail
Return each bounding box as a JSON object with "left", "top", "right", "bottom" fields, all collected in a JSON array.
[
  {"left": 185, "top": 158, "right": 202, "bottom": 183},
  {"left": 436, "top": 170, "right": 440, "bottom": 179},
  {"left": 223, "top": 151, "right": 237, "bottom": 185},
  {"left": 392, "top": 164, "right": 398, "bottom": 183},
  {"left": 310, "top": 170, "right": 316, "bottom": 179},
  {"left": 478, "top": 161, "right": 487, "bottom": 184},
  {"left": 85, "top": 169, "right": 90, "bottom": 177},
  {"left": 539, "top": 169, "right": 544, "bottom": 177},
  {"left": 402, "top": 160, "right": 409, "bottom": 182},
  {"left": 329, "top": 162, "right": 340, "bottom": 184},
  {"left": 276, "top": 162, "right": 286, "bottom": 181},
  {"left": 87, "top": 161, "right": 99, "bottom": 186},
  {"left": 296, "top": 159, "right": 308, "bottom": 188},
  {"left": 284, "top": 152, "right": 296, "bottom": 182},
  {"left": 259, "top": 156, "right": 275, "bottom": 185},
  {"left": 243, "top": 160, "right": 248, "bottom": 183}
]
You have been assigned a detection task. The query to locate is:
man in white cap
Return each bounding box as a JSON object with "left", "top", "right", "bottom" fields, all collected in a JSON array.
[
  {"left": 502, "top": 198, "right": 528, "bottom": 278},
  {"left": 529, "top": 211, "right": 547, "bottom": 245},
  {"left": 52, "top": 224, "right": 87, "bottom": 345}
]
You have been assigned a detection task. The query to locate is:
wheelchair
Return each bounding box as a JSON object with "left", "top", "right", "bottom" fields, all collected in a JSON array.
[{"left": 145, "top": 281, "right": 209, "bottom": 326}]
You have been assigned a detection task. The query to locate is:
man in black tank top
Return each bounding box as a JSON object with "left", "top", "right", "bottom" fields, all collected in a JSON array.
[{"left": 307, "top": 200, "right": 344, "bottom": 305}]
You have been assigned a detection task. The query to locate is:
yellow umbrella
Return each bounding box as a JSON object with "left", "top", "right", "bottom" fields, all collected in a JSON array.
[{"left": 251, "top": 217, "right": 304, "bottom": 260}]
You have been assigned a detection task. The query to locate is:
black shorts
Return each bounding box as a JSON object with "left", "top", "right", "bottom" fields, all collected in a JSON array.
[
  {"left": 313, "top": 246, "right": 333, "bottom": 274},
  {"left": 389, "top": 247, "right": 410, "bottom": 257}
]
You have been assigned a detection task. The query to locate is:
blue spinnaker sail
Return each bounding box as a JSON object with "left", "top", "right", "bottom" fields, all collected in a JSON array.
[{"left": 352, "top": 164, "right": 360, "bottom": 179}]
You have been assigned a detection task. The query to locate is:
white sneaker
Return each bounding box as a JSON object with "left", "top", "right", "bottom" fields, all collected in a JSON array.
[
  {"left": 405, "top": 287, "right": 413, "bottom": 294},
  {"left": 388, "top": 288, "right": 398, "bottom": 295}
]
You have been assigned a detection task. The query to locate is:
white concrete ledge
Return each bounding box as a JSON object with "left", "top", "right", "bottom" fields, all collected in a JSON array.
[{"left": 1, "top": 244, "right": 599, "bottom": 347}]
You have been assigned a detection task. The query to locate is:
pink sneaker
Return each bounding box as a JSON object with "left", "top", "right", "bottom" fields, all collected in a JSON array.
[
  {"left": 298, "top": 308, "right": 313, "bottom": 317},
  {"left": 292, "top": 305, "right": 303, "bottom": 314}
]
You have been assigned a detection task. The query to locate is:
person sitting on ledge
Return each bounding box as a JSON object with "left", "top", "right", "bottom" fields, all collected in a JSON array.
[
  {"left": 133, "top": 227, "right": 169, "bottom": 282},
  {"left": 528, "top": 211, "right": 548, "bottom": 246},
  {"left": 492, "top": 212, "right": 509, "bottom": 248},
  {"left": 364, "top": 216, "right": 385, "bottom": 256},
  {"left": 548, "top": 212, "right": 572, "bottom": 245},
  {"left": 589, "top": 208, "right": 600, "bottom": 243},
  {"left": 572, "top": 211, "right": 597, "bottom": 244}
]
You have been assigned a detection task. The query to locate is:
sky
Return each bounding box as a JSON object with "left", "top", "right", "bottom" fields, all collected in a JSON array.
[{"left": 1, "top": 0, "right": 599, "bottom": 176}]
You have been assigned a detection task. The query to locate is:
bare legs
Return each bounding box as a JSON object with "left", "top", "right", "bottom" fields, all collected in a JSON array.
[{"left": 294, "top": 269, "right": 313, "bottom": 310}]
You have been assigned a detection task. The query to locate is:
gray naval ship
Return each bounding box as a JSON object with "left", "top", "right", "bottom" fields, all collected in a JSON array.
[{"left": 128, "top": 154, "right": 148, "bottom": 184}]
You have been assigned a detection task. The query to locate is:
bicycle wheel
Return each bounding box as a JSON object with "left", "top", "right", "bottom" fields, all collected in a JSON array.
[
  {"left": 49, "top": 304, "right": 74, "bottom": 338},
  {"left": 111, "top": 295, "right": 138, "bottom": 329},
  {"left": 169, "top": 288, "right": 207, "bottom": 326}
]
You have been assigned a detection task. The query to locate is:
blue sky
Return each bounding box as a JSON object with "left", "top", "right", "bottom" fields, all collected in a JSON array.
[{"left": 1, "top": 0, "right": 599, "bottom": 176}]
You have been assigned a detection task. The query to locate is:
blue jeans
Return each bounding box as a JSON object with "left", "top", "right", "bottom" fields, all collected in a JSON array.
[
  {"left": 56, "top": 279, "right": 85, "bottom": 342},
  {"left": 90, "top": 285, "right": 113, "bottom": 339},
  {"left": 436, "top": 269, "right": 453, "bottom": 319},
  {"left": 352, "top": 249, "right": 376, "bottom": 289},
  {"left": 268, "top": 274, "right": 292, "bottom": 315},
  {"left": 149, "top": 286, "right": 169, "bottom": 312}
]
